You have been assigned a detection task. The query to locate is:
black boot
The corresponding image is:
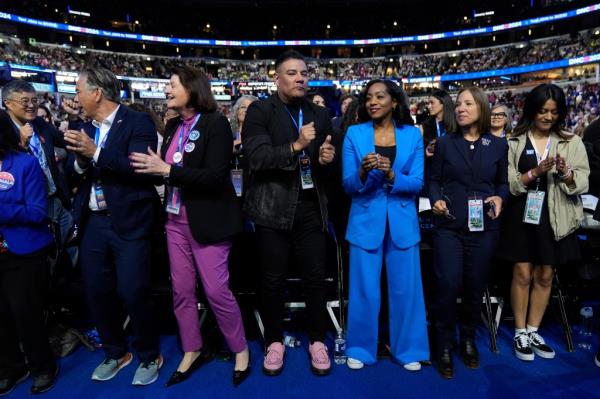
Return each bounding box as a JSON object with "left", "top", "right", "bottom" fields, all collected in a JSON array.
[
  {"left": 436, "top": 348, "right": 453, "bottom": 379},
  {"left": 460, "top": 338, "right": 479, "bottom": 369}
]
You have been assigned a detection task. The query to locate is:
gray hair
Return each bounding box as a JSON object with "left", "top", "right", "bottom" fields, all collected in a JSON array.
[
  {"left": 82, "top": 67, "right": 121, "bottom": 103},
  {"left": 230, "top": 94, "right": 258, "bottom": 134},
  {"left": 491, "top": 103, "right": 512, "bottom": 134},
  {"left": 1, "top": 79, "right": 36, "bottom": 106}
]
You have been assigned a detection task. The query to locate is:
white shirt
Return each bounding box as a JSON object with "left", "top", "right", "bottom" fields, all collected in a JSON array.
[{"left": 74, "top": 105, "right": 120, "bottom": 210}]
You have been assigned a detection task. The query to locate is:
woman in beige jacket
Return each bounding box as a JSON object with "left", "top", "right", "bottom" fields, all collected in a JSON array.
[{"left": 498, "top": 84, "right": 589, "bottom": 362}]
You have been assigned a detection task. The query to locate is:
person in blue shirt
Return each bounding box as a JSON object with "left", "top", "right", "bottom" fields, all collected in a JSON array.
[
  {"left": 0, "top": 109, "right": 58, "bottom": 395},
  {"left": 343, "top": 79, "right": 429, "bottom": 371}
]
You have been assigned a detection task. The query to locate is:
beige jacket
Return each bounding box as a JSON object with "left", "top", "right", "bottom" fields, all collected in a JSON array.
[{"left": 507, "top": 131, "right": 590, "bottom": 241}]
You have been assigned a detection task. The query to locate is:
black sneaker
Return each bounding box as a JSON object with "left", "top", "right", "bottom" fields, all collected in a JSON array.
[
  {"left": 529, "top": 331, "right": 555, "bottom": 359},
  {"left": 595, "top": 351, "right": 600, "bottom": 368},
  {"left": 514, "top": 333, "right": 534, "bottom": 361}
]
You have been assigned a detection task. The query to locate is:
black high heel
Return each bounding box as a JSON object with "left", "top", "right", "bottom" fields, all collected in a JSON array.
[{"left": 232, "top": 350, "right": 251, "bottom": 387}]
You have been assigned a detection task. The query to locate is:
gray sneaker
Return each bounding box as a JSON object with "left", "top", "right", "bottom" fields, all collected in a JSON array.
[
  {"left": 131, "top": 355, "right": 163, "bottom": 386},
  {"left": 91, "top": 352, "right": 133, "bottom": 381}
]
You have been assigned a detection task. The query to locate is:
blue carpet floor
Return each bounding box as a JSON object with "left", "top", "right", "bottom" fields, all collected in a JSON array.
[{"left": 8, "top": 324, "right": 600, "bottom": 399}]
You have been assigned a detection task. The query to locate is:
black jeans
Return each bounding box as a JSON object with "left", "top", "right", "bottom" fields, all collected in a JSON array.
[
  {"left": 256, "top": 197, "right": 328, "bottom": 345},
  {"left": 0, "top": 249, "right": 56, "bottom": 377},
  {"left": 430, "top": 227, "right": 499, "bottom": 355}
]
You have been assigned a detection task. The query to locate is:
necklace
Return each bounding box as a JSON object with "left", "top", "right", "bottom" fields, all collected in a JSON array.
[{"left": 465, "top": 138, "right": 476, "bottom": 150}]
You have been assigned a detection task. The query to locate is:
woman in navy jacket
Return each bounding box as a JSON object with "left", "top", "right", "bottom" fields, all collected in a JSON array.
[
  {"left": 343, "top": 80, "right": 429, "bottom": 371},
  {"left": 0, "top": 109, "right": 57, "bottom": 394},
  {"left": 428, "top": 86, "right": 508, "bottom": 379}
]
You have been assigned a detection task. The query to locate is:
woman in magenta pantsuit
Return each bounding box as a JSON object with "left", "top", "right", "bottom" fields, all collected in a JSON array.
[{"left": 130, "top": 66, "right": 250, "bottom": 387}]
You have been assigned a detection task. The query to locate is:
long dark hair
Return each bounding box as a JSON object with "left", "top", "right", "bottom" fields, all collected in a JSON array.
[
  {"left": 0, "top": 109, "right": 19, "bottom": 159},
  {"left": 358, "top": 79, "right": 413, "bottom": 126},
  {"left": 430, "top": 90, "right": 457, "bottom": 134},
  {"left": 340, "top": 98, "right": 360, "bottom": 135},
  {"left": 512, "top": 83, "right": 569, "bottom": 139}
]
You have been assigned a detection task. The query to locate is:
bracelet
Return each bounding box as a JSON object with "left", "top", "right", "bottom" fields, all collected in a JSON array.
[
  {"left": 527, "top": 170, "right": 537, "bottom": 180},
  {"left": 559, "top": 167, "right": 572, "bottom": 180}
]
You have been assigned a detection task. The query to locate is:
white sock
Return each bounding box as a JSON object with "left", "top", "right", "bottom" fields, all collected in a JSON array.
[
  {"left": 514, "top": 328, "right": 527, "bottom": 338},
  {"left": 526, "top": 325, "right": 538, "bottom": 334}
]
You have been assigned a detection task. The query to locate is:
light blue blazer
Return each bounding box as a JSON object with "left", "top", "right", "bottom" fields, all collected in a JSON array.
[{"left": 342, "top": 122, "right": 424, "bottom": 250}]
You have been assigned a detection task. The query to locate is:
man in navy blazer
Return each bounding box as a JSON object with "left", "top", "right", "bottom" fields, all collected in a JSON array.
[
  {"left": 2, "top": 80, "right": 73, "bottom": 252},
  {"left": 64, "top": 67, "right": 162, "bottom": 386}
]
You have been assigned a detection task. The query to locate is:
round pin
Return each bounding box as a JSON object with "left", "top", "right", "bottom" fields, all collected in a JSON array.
[
  {"left": 0, "top": 172, "right": 16, "bottom": 191},
  {"left": 172, "top": 152, "right": 183, "bottom": 164},
  {"left": 189, "top": 130, "right": 200, "bottom": 141},
  {"left": 185, "top": 142, "right": 195, "bottom": 153}
]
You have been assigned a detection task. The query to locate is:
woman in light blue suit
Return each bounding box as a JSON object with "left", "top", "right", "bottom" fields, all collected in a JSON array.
[{"left": 342, "top": 80, "right": 429, "bottom": 371}]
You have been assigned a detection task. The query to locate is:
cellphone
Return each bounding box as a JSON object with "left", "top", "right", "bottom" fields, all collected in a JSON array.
[{"left": 486, "top": 201, "right": 496, "bottom": 218}]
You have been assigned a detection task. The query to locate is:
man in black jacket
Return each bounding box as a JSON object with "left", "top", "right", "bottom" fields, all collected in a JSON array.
[{"left": 243, "top": 50, "right": 336, "bottom": 377}]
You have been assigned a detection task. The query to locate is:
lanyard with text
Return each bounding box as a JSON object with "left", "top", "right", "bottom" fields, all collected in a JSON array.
[
  {"left": 523, "top": 133, "right": 552, "bottom": 225},
  {"left": 173, "top": 113, "right": 201, "bottom": 165},
  {"left": 29, "top": 132, "right": 47, "bottom": 169},
  {"left": 285, "top": 106, "right": 314, "bottom": 189}
]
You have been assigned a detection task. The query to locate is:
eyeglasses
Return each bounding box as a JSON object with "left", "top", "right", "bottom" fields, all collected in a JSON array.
[
  {"left": 491, "top": 112, "right": 507, "bottom": 119},
  {"left": 442, "top": 195, "right": 456, "bottom": 221},
  {"left": 8, "top": 97, "right": 39, "bottom": 108}
]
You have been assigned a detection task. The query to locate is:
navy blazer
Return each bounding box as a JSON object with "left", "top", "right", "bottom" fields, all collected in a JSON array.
[
  {"left": 71, "top": 105, "right": 160, "bottom": 240},
  {"left": 0, "top": 151, "right": 53, "bottom": 255},
  {"left": 428, "top": 132, "right": 508, "bottom": 231},
  {"left": 343, "top": 122, "right": 424, "bottom": 250}
]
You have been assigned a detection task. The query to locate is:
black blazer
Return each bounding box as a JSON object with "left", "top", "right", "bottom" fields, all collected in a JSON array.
[
  {"left": 71, "top": 105, "right": 160, "bottom": 240},
  {"left": 429, "top": 132, "right": 509, "bottom": 231},
  {"left": 162, "top": 111, "right": 242, "bottom": 244}
]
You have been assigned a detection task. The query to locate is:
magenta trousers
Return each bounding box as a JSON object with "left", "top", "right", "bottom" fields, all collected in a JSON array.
[{"left": 166, "top": 219, "right": 246, "bottom": 353}]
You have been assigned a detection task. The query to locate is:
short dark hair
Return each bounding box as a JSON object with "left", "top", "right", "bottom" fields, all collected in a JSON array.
[
  {"left": 82, "top": 67, "right": 122, "bottom": 103},
  {"left": 274, "top": 50, "right": 305, "bottom": 72},
  {"left": 512, "top": 83, "right": 569, "bottom": 139},
  {"left": 0, "top": 109, "right": 19, "bottom": 159},
  {"left": 1, "top": 79, "right": 36, "bottom": 107},
  {"left": 169, "top": 65, "right": 218, "bottom": 114},
  {"left": 358, "top": 79, "right": 414, "bottom": 126},
  {"left": 430, "top": 89, "right": 457, "bottom": 134},
  {"left": 455, "top": 86, "right": 490, "bottom": 135}
]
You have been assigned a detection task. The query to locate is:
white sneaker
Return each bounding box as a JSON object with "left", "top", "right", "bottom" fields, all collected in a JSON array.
[
  {"left": 347, "top": 357, "right": 364, "bottom": 370},
  {"left": 403, "top": 362, "right": 421, "bottom": 371}
]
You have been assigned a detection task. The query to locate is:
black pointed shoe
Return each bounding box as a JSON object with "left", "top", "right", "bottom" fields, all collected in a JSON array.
[
  {"left": 436, "top": 349, "right": 454, "bottom": 379},
  {"left": 165, "top": 350, "right": 209, "bottom": 387},
  {"left": 460, "top": 338, "right": 480, "bottom": 369},
  {"left": 233, "top": 351, "right": 251, "bottom": 387},
  {"left": 0, "top": 367, "right": 29, "bottom": 396}
]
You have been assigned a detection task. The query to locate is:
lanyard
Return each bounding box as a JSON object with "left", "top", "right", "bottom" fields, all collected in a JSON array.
[
  {"left": 176, "top": 113, "right": 201, "bottom": 156},
  {"left": 435, "top": 121, "right": 445, "bottom": 138},
  {"left": 29, "top": 132, "right": 47, "bottom": 169},
  {"left": 528, "top": 133, "right": 552, "bottom": 165},
  {"left": 284, "top": 106, "right": 303, "bottom": 136},
  {"left": 94, "top": 126, "right": 110, "bottom": 149}
]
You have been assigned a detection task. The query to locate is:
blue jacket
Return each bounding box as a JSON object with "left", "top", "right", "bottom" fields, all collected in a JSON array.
[
  {"left": 0, "top": 151, "right": 53, "bottom": 255},
  {"left": 428, "top": 132, "right": 508, "bottom": 231},
  {"left": 70, "top": 105, "right": 160, "bottom": 240},
  {"left": 343, "top": 122, "right": 424, "bottom": 250}
]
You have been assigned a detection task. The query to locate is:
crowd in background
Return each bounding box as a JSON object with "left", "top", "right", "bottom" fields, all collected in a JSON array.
[{"left": 1, "top": 30, "right": 599, "bottom": 81}]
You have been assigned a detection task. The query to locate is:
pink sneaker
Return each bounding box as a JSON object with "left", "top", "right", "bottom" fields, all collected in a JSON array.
[
  {"left": 263, "top": 342, "right": 285, "bottom": 376},
  {"left": 308, "top": 341, "right": 331, "bottom": 376}
]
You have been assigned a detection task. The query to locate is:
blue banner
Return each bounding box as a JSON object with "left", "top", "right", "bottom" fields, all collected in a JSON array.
[{"left": 0, "top": 4, "right": 599, "bottom": 47}]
